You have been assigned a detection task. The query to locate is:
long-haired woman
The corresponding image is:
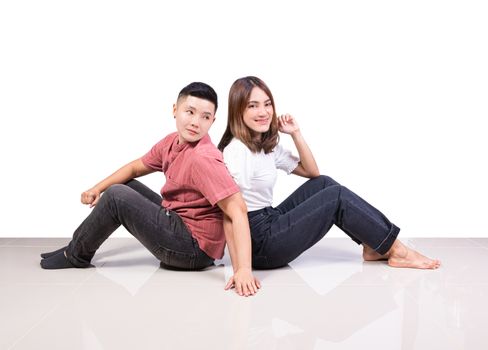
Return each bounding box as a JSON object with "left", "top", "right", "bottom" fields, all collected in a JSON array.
[{"left": 219, "top": 76, "right": 440, "bottom": 270}]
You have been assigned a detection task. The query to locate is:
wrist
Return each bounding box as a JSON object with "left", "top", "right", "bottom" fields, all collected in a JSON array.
[
  {"left": 91, "top": 186, "right": 102, "bottom": 195},
  {"left": 235, "top": 266, "right": 252, "bottom": 273},
  {"left": 291, "top": 129, "right": 302, "bottom": 138}
]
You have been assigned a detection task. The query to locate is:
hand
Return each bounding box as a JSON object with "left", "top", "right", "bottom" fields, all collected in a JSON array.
[
  {"left": 81, "top": 188, "right": 101, "bottom": 208},
  {"left": 278, "top": 114, "right": 300, "bottom": 135},
  {"left": 224, "top": 268, "right": 261, "bottom": 297}
]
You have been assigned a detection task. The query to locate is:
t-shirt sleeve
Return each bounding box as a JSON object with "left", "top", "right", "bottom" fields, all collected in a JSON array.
[
  {"left": 274, "top": 144, "right": 300, "bottom": 174},
  {"left": 191, "top": 154, "right": 240, "bottom": 206},
  {"left": 222, "top": 141, "right": 253, "bottom": 192},
  {"left": 141, "top": 139, "right": 165, "bottom": 172}
]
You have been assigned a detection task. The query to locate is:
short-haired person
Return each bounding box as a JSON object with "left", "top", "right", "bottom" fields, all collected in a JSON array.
[
  {"left": 41, "top": 82, "right": 260, "bottom": 297},
  {"left": 219, "top": 76, "right": 440, "bottom": 270}
]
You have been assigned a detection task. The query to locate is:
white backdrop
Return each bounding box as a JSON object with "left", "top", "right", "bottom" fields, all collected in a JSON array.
[{"left": 1, "top": 0, "right": 487, "bottom": 238}]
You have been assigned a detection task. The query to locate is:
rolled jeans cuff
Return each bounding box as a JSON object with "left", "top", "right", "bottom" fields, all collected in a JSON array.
[{"left": 375, "top": 224, "right": 400, "bottom": 255}]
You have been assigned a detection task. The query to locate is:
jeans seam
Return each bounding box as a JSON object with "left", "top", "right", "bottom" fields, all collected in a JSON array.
[{"left": 373, "top": 225, "right": 400, "bottom": 254}]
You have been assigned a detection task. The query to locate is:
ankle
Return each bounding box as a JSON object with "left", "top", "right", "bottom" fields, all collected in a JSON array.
[{"left": 388, "top": 241, "right": 408, "bottom": 259}]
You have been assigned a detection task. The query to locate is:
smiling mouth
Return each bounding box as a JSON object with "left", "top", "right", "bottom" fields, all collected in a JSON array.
[{"left": 255, "top": 118, "right": 270, "bottom": 125}]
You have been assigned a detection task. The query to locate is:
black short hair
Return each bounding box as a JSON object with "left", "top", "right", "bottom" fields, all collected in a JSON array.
[{"left": 177, "top": 82, "right": 218, "bottom": 112}]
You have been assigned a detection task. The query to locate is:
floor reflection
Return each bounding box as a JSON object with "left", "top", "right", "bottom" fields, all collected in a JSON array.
[{"left": 2, "top": 238, "right": 487, "bottom": 349}]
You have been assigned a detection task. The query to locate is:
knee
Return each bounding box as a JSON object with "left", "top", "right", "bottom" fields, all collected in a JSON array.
[
  {"left": 103, "top": 184, "right": 127, "bottom": 199},
  {"left": 316, "top": 175, "right": 340, "bottom": 188},
  {"left": 123, "top": 179, "right": 141, "bottom": 190}
]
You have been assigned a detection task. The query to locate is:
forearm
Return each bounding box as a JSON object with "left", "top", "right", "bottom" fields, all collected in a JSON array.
[
  {"left": 218, "top": 193, "right": 253, "bottom": 273},
  {"left": 218, "top": 193, "right": 260, "bottom": 295},
  {"left": 292, "top": 131, "right": 320, "bottom": 177},
  {"left": 223, "top": 215, "right": 238, "bottom": 271},
  {"left": 229, "top": 213, "right": 252, "bottom": 272},
  {"left": 91, "top": 159, "right": 150, "bottom": 193}
]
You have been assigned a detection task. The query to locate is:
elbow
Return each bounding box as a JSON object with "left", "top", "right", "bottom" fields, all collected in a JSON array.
[
  {"left": 305, "top": 166, "right": 320, "bottom": 178},
  {"left": 221, "top": 193, "right": 248, "bottom": 221},
  {"left": 232, "top": 192, "right": 248, "bottom": 216},
  {"left": 238, "top": 200, "right": 248, "bottom": 216},
  {"left": 229, "top": 202, "right": 248, "bottom": 221},
  {"left": 310, "top": 170, "right": 321, "bottom": 178}
]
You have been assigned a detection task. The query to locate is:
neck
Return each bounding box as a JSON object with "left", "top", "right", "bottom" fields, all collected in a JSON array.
[
  {"left": 251, "top": 132, "right": 262, "bottom": 142},
  {"left": 177, "top": 136, "right": 186, "bottom": 144}
]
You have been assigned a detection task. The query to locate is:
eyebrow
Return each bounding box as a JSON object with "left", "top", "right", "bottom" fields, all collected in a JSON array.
[{"left": 248, "top": 99, "right": 271, "bottom": 104}]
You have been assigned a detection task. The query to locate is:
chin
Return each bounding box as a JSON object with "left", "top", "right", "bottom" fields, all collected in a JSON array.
[
  {"left": 180, "top": 134, "right": 202, "bottom": 143},
  {"left": 255, "top": 126, "right": 270, "bottom": 133},
  {"left": 187, "top": 136, "right": 202, "bottom": 143}
]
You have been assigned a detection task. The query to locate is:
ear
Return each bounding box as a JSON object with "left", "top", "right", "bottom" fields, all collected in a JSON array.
[{"left": 172, "top": 103, "right": 177, "bottom": 118}]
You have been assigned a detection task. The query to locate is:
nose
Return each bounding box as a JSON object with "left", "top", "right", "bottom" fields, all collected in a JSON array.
[
  {"left": 258, "top": 105, "right": 269, "bottom": 116},
  {"left": 190, "top": 114, "right": 199, "bottom": 127}
]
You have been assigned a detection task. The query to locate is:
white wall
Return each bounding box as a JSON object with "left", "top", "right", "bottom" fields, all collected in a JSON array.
[{"left": 1, "top": 0, "right": 487, "bottom": 238}]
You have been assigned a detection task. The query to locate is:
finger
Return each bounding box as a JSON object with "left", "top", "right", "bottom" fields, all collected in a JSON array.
[
  {"left": 83, "top": 192, "right": 94, "bottom": 202},
  {"left": 241, "top": 283, "right": 250, "bottom": 297},
  {"left": 247, "top": 282, "right": 255, "bottom": 295},
  {"left": 236, "top": 281, "right": 243, "bottom": 296},
  {"left": 245, "top": 281, "right": 254, "bottom": 295},
  {"left": 90, "top": 195, "right": 100, "bottom": 208},
  {"left": 247, "top": 282, "right": 256, "bottom": 295},
  {"left": 250, "top": 281, "right": 258, "bottom": 294},
  {"left": 224, "top": 277, "right": 234, "bottom": 290},
  {"left": 240, "top": 282, "right": 249, "bottom": 296},
  {"left": 242, "top": 283, "right": 251, "bottom": 296},
  {"left": 252, "top": 280, "right": 259, "bottom": 293}
]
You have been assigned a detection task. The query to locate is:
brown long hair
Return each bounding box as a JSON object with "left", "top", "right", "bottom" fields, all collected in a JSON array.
[{"left": 218, "top": 76, "right": 279, "bottom": 154}]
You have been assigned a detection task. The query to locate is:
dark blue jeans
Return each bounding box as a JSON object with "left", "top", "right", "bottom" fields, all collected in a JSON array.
[
  {"left": 248, "top": 175, "right": 400, "bottom": 269},
  {"left": 66, "top": 180, "right": 214, "bottom": 270}
]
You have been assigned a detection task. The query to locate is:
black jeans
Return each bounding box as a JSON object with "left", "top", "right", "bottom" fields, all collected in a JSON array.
[
  {"left": 248, "top": 175, "right": 400, "bottom": 269},
  {"left": 66, "top": 180, "right": 214, "bottom": 270}
]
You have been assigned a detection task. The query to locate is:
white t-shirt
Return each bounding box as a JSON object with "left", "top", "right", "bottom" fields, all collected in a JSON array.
[{"left": 223, "top": 138, "right": 300, "bottom": 211}]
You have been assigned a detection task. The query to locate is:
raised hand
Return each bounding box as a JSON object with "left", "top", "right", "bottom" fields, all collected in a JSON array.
[{"left": 278, "top": 114, "right": 300, "bottom": 135}]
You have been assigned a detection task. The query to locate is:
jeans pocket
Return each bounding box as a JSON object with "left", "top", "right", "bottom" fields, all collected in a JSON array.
[
  {"left": 248, "top": 213, "right": 265, "bottom": 230},
  {"left": 157, "top": 246, "right": 196, "bottom": 270}
]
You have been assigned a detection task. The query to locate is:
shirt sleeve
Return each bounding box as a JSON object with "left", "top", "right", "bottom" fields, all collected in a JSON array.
[
  {"left": 191, "top": 154, "right": 240, "bottom": 206},
  {"left": 274, "top": 144, "right": 300, "bottom": 174},
  {"left": 141, "top": 139, "right": 165, "bottom": 172},
  {"left": 222, "top": 140, "right": 253, "bottom": 192}
]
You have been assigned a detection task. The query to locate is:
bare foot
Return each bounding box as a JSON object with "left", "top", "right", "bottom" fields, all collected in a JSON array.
[
  {"left": 387, "top": 240, "right": 441, "bottom": 269},
  {"left": 362, "top": 245, "right": 389, "bottom": 261}
]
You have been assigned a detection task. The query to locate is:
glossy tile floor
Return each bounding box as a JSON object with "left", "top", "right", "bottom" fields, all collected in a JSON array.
[{"left": 1, "top": 237, "right": 487, "bottom": 350}]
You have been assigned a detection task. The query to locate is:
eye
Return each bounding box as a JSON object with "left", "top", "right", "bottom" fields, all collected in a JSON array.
[
  {"left": 248, "top": 104, "right": 256, "bottom": 109},
  {"left": 265, "top": 102, "right": 272, "bottom": 107},
  {"left": 187, "top": 110, "right": 194, "bottom": 115}
]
